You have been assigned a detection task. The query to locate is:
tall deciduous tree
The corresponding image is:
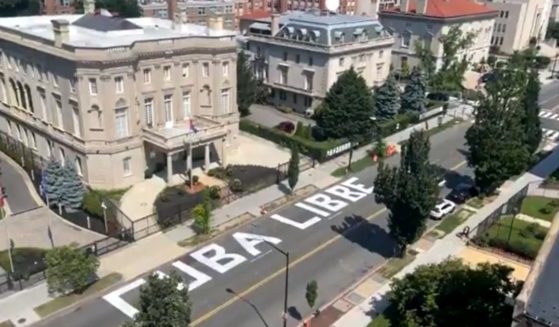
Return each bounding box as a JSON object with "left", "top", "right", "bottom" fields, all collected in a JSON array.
[
  {"left": 522, "top": 70, "right": 542, "bottom": 154},
  {"left": 315, "top": 67, "right": 374, "bottom": 140},
  {"left": 237, "top": 51, "right": 258, "bottom": 117},
  {"left": 43, "top": 159, "right": 64, "bottom": 207},
  {"left": 466, "top": 66, "right": 531, "bottom": 196},
  {"left": 62, "top": 164, "right": 85, "bottom": 212},
  {"left": 45, "top": 246, "right": 99, "bottom": 295},
  {"left": 373, "top": 131, "right": 439, "bottom": 254},
  {"left": 374, "top": 73, "right": 400, "bottom": 119},
  {"left": 0, "top": 0, "right": 40, "bottom": 17},
  {"left": 287, "top": 146, "right": 299, "bottom": 192},
  {"left": 401, "top": 66, "right": 427, "bottom": 113},
  {"left": 126, "top": 272, "right": 191, "bottom": 327},
  {"left": 387, "top": 259, "right": 519, "bottom": 327}
]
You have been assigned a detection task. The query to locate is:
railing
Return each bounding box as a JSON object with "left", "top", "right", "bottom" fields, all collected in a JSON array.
[{"left": 142, "top": 124, "right": 228, "bottom": 150}]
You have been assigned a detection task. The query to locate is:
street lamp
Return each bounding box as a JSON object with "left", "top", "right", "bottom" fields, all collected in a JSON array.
[
  {"left": 101, "top": 201, "right": 108, "bottom": 234},
  {"left": 265, "top": 241, "right": 290, "bottom": 327}
]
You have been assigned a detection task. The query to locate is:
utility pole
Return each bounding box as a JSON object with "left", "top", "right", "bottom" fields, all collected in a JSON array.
[{"left": 266, "top": 241, "right": 290, "bottom": 327}]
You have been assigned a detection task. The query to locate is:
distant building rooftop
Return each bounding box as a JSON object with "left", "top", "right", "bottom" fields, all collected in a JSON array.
[
  {"left": 0, "top": 13, "right": 236, "bottom": 48},
  {"left": 381, "top": 0, "right": 497, "bottom": 19}
]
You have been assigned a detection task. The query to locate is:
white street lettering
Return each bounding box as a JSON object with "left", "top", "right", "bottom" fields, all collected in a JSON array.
[
  {"left": 342, "top": 177, "right": 374, "bottom": 194},
  {"left": 103, "top": 278, "right": 146, "bottom": 318},
  {"left": 270, "top": 213, "right": 322, "bottom": 230},
  {"left": 171, "top": 261, "right": 212, "bottom": 291},
  {"left": 154, "top": 270, "right": 186, "bottom": 290},
  {"left": 294, "top": 202, "right": 330, "bottom": 217},
  {"left": 325, "top": 184, "right": 367, "bottom": 202},
  {"left": 305, "top": 193, "right": 348, "bottom": 212},
  {"left": 232, "top": 232, "right": 282, "bottom": 256},
  {"left": 190, "top": 244, "right": 247, "bottom": 274}
]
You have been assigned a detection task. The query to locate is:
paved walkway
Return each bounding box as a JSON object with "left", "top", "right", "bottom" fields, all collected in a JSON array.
[
  {"left": 328, "top": 143, "right": 559, "bottom": 327},
  {"left": 516, "top": 213, "right": 552, "bottom": 228},
  {"left": 0, "top": 106, "right": 473, "bottom": 326}
]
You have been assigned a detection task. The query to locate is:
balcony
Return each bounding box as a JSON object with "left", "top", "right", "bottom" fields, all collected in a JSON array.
[{"left": 142, "top": 116, "right": 228, "bottom": 152}]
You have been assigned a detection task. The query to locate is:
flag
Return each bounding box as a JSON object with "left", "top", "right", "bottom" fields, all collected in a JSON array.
[{"left": 190, "top": 119, "right": 198, "bottom": 133}]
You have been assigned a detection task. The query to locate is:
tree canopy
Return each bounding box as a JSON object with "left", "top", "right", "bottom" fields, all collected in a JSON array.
[
  {"left": 0, "top": 0, "right": 40, "bottom": 17},
  {"left": 237, "top": 51, "right": 258, "bottom": 117},
  {"left": 45, "top": 246, "right": 99, "bottom": 295},
  {"left": 401, "top": 66, "right": 426, "bottom": 113},
  {"left": 374, "top": 130, "right": 439, "bottom": 253},
  {"left": 374, "top": 73, "right": 400, "bottom": 119},
  {"left": 288, "top": 146, "right": 300, "bottom": 192},
  {"left": 522, "top": 69, "right": 542, "bottom": 155},
  {"left": 315, "top": 68, "right": 374, "bottom": 140},
  {"left": 386, "top": 259, "right": 519, "bottom": 327}
]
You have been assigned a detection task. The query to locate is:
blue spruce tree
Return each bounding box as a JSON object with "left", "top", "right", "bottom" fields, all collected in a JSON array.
[
  {"left": 62, "top": 164, "right": 85, "bottom": 212},
  {"left": 401, "top": 66, "right": 427, "bottom": 113},
  {"left": 43, "top": 160, "right": 64, "bottom": 207},
  {"left": 374, "top": 73, "right": 400, "bottom": 119}
]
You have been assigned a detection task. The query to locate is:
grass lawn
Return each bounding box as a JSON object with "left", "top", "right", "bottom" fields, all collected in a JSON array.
[
  {"left": 331, "top": 154, "right": 378, "bottom": 177},
  {"left": 368, "top": 315, "right": 391, "bottom": 327},
  {"left": 34, "top": 273, "right": 122, "bottom": 318},
  {"left": 0, "top": 248, "right": 46, "bottom": 276},
  {"left": 476, "top": 216, "right": 548, "bottom": 260},
  {"left": 520, "top": 196, "right": 559, "bottom": 222},
  {"left": 377, "top": 253, "right": 416, "bottom": 279},
  {"left": 0, "top": 321, "right": 15, "bottom": 327},
  {"left": 435, "top": 209, "right": 473, "bottom": 236},
  {"left": 95, "top": 188, "right": 130, "bottom": 202}
]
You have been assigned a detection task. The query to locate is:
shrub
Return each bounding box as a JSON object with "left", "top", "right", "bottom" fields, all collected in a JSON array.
[
  {"left": 462, "top": 89, "right": 484, "bottom": 101},
  {"left": 230, "top": 178, "right": 243, "bottom": 193},
  {"left": 487, "top": 55, "right": 496, "bottom": 67},
  {"left": 192, "top": 175, "right": 199, "bottom": 185},
  {"left": 144, "top": 168, "right": 153, "bottom": 179},
  {"left": 208, "top": 186, "right": 221, "bottom": 199},
  {"left": 207, "top": 167, "right": 229, "bottom": 180},
  {"left": 535, "top": 56, "right": 551, "bottom": 69},
  {"left": 82, "top": 191, "right": 103, "bottom": 218},
  {"left": 277, "top": 106, "right": 293, "bottom": 113}
]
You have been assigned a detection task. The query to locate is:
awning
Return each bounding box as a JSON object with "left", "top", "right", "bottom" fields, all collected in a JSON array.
[
  {"left": 286, "top": 26, "right": 295, "bottom": 34},
  {"left": 299, "top": 28, "right": 308, "bottom": 35},
  {"left": 334, "top": 31, "right": 343, "bottom": 38},
  {"left": 353, "top": 27, "right": 364, "bottom": 35},
  {"left": 312, "top": 30, "right": 320, "bottom": 38}
]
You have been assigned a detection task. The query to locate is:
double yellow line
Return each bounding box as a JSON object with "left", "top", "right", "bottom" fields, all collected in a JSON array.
[{"left": 192, "top": 160, "right": 468, "bottom": 326}]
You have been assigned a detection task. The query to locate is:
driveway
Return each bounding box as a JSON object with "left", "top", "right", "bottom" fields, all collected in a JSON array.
[{"left": 248, "top": 104, "right": 315, "bottom": 128}]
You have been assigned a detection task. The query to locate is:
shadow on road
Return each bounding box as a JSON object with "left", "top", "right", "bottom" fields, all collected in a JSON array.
[
  {"left": 226, "top": 288, "right": 270, "bottom": 327},
  {"left": 287, "top": 306, "right": 302, "bottom": 321},
  {"left": 330, "top": 215, "right": 396, "bottom": 258}
]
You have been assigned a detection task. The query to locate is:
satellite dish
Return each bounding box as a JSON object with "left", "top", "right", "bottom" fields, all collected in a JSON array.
[{"left": 325, "top": 0, "right": 340, "bottom": 12}]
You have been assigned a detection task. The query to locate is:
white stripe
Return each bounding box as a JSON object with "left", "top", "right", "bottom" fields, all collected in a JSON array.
[
  {"left": 545, "top": 130, "right": 555, "bottom": 137},
  {"left": 542, "top": 112, "right": 554, "bottom": 118},
  {"left": 539, "top": 111, "right": 547, "bottom": 117},
  {"left": 103, "top": 278, "right": 146, "bottom": 318},
  {"left": 550, "top": 132, "right": 559, "bottom": 140},
  {"left": 551, "top": 114, "right": 559, "bottom": 120}
]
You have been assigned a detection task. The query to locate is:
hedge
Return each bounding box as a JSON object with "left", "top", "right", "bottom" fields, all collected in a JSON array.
[
  {"left": 239, "top": 120, "right": 344, "bottom": 161},
  {"left": 377, "top": 112, "right": 419, "bottom": 137}
]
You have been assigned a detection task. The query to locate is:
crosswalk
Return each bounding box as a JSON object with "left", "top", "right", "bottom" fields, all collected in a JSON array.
[
  {"left": 542, "top": 128, "right": 559, "bottom": 142},
  {"left": 539, "top": 110, "right": 559, "bottom": 120}
]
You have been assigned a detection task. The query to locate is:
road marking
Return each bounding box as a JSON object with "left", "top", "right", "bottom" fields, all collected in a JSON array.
[
  {"left": 250, "top": 250, "right": 272, "bottom": 263},
  {"left": 327, "top": 211, "right": 344, "bottom": 220},
  {"left": 191, "top": 159, "right": 468, "bottom": 326}
]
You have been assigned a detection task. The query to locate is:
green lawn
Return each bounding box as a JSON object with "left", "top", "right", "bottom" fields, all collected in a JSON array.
[
  {"left": 435, "top": 210, "right": 473, "bottom": 236},
  {"left": 476, "top": 216, "right": 548, "bottom": 260},
  {"left": 520, "top": 196, "right": 559, "bottom": 222},
  {"left": 0, "top": 248, "right": 46, "bottom": 275},
  {"left": 331, "top": 154, "right": 378, "bottom": 177},
  {"left": 377, "top": 253, "right": 415, "bottom": 279},
  {"left": 34, "top": 273, "right": 122, "bottom": 318},
  {"left": 368, "top": 315, "right": 391, "bottom": 327}
]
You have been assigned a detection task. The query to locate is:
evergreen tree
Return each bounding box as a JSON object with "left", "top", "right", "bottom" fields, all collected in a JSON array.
[
  {"left": 237, "top": 51, "right": 258, "bottom": 117},
  {"left": 374, "top": 130, "right": 439, "bottom": 254},
  {"left": 62, "top": 164, "right": 85, "bottom": 212},
  {"left": 466, "top": 67, "right": 531, "bottom": 196},
  {"left": 374, "top": 73, "right": 400, "bottom": 119},
  {"left": 305, "top": 280, "right": 318, "bottom": 310},
  {"left": 287, "top": 146, "right": 299, "bottom": 192},
  {"left": 315, "top": 68, "right": 374, "bottom": 140},
  {"left": 522, "top": 70, "right": 542, "bottom": 154},
  {"left": 401, "top": 66, "right": 427, "bottom": 113},
  {"left": 43, "top": 159, "right": 64, "bottom": 206}
]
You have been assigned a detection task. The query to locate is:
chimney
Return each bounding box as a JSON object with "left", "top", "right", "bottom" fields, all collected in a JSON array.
[
  {"left": 51, "top": 19, "right": 70, "bottom": 48},
  {"left": 416, "top": 0, "right": 427, "bottom": 14},
  {"left": 400, "top": 0, "right": 409, "bottom": 12},
  {"left": 271, "top": 13, "right": 280, "bottom": 36},
  {"left": 83, "top": 0, "right": 95, "bottom": 14},
  {"left": 167, "top": 0, "right": 178, "bottom": 23}
]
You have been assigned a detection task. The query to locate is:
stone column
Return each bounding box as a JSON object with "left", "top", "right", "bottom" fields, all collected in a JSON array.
[
  {"left": 204, "top": 144, "right": 210, "bottom": 169},
  {"left": 186, "top": 148, "right": 192, "bottom": 172},
  {"left": 166, "top": 153, "right": 173, "bottom": 184}
]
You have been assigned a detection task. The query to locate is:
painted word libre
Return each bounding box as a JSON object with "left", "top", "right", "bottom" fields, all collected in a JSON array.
[{"left": 104, "top": 177, "right": 374, "bottom": 318}]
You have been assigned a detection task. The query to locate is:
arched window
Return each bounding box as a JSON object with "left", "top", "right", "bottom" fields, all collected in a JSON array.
[
  {"left": 9, "top": 79, "right": 19, "bottom": 107},
  {"left": 17, "top": 81, "right": 26, "bottom": 109},
  {"left": 75, "top": 157, "right": 83, "bottom": 176},
  {"left": 24, "top": 84, "right": 34, "bottom": 112},
  {"left": 0, "top": 76, "right": 6, "bottom": 103},
  {"left": 201, "top": 85, "right": 212, "bottom": 107},
  {"left": 89, "top": 105, "right": 102, "bottom": 129},
  {"left": 114, "top": 99, "right": 129, "bottom": 139}
]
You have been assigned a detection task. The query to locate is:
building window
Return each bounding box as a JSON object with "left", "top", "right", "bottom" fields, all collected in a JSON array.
[
  {"left": 115, "top": 76, "right": 124, "bottom": 94},
  {"left": 59, "top": 148, "right": 66, "bottom": 166},
  {"left": 502, "top": 24, "right": 506, "bottom": 33},
  {"left": 296, "top": 54, "right": 300, "bottom": 63},
  {"left": 202, "top": 63, "right": 210, "bottom": 77},
  {"left": 499, "top": 37, "right": 504, "bottom": 46},
  {"left": 401, "top": 33, "right": 411, "bottom": 48},
  {"left": 55, "top": 99, "right": 63, "bottom": 128},
  {"left": 279, "top": 90, "right": 287, "bottom": 101},
  {"left": 293, "top": 93, "right": 297, "bottom": 104},
  {"left": 89, "top": 105, "right": 102, "bottom": 129},
  {"left": 75, "top": 157, "right": 83, "bottom": 176},
  {"left": 304, "top": 96, "right": 312, "bottom": 107},
  {"left": 47, "top": 140, "right": 53, "bottom": 158},
  {"left": 339, "top": 57, "right": 345, "bottom": 67},
  {"left": 164, "top": 94, "right": 173, "bottom": 124},
  {"left": 123, "top": 157, "right": 131, "bottom": 176},
  {"left": 182, "top": 93, "right": 191, "bottom": 119},
  {"left": 70, "top": 78, "right": 76, "bottom": 93},
  {"left": 163, "top": 65, "right": 171, "bottom": 81},
  {"left": 6, "top": 121, "right": 11, "bottom": 136},
  {"left": 283, "top": 52, "right": 288, "bottom": 61},
  {"left": 182, "top": 63, "right": 190, "bottom": 78},
  {"left": 198, "top": 7, "right": 206, "bottom": 15},
  {"left": 144, "top": 98, "right": 154, "bottom": 127},
  {"left": 88, "top": 78, "right": 97, "bottom": 95},
  {"left": 279, "top": 67, "right": 288, "bottom": 84},
  {"left": 221, "top": 89, "right": 230, "bottom": 113},
  {"left": 505, "top": 10, "right": 509, "bottom": 18},
  {"left": 222, "top": 62, "right": 229, "bottom": 76},
  {"left": 308, "top": 56, "right": 313, "bottom": 66},
  {"left": 15, "top": 125, "right": 22, "bottom": 142},
  {"left": 30, "top": 132, "right": 37, "bottom": 149},
  {"left": 376, "top": 63, "right": 384, "bottom": 80},
  {"left": 38, "top": 90, "right": 47, "bottom": 121},
  {"left": 52, "top": 75, "right": 59, "bottom": 88},
  {"left": 423, "top": 36, "right": 432, "bottom": 49},
  {"left": 143, "top": 68, "right": 151, "bottom": 84},
  {"left": 72, "top": 105, "right": 81, "bottom": 137},
  {"left": 304, "top": 72, "right": 313, "bottom": 91},
  {"left": 115, "top": 108, "right": 129, "bottom": 138}
]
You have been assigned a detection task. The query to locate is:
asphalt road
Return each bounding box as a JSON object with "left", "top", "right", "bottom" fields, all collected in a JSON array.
[
  {"left": 539, "top": 80, "right": 559, "bottom": 111},
  {"left": 36, "top": 122, "right": 473, "bottom": 327}
]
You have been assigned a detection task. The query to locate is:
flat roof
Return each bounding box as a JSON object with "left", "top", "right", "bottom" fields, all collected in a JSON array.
[{"left": 0, "top": 13, "right": 235, "bottom": 48}]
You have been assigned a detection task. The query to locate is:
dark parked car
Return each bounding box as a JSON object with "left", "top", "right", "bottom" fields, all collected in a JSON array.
[
  {"left": 446, "top": 183, "right": 478, "bottom": 204},
  {"left": 480, "top": 72, "right": 497, "bottom": 84},
  {"left": 275, "top": 121, "right": 295, "bottom": 134},
  {"left": 426, "top": 92, "right": 450, "bottom": 102}
]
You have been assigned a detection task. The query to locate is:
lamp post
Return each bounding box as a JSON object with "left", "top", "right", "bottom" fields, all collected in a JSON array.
[
  {"left": 265, "top": 241, "right": 290, "bottom": 327},
  {"left": 552, "top": 54, "right": 559, "bottom": 79},
  {"left": 507, "top": 206, "right": 520, "bottom": 245},
  {"left": 101, "top": 201, "right": 108, "bottom": 234}
]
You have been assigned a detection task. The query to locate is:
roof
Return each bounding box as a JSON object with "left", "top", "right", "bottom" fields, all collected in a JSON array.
[
  {"left": 239, "top": 10, "right": 273, "bottom": 20},
  {"left": 381, "top": 0, "right": 497, "bottom": 19},
  {"left": 0, "top": 14, "right": 236, "bottom": 48}
]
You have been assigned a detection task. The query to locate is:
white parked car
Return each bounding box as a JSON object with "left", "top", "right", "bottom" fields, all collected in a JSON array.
[{"left": 430, "top": 199, "right": 456, "bottom": 220}]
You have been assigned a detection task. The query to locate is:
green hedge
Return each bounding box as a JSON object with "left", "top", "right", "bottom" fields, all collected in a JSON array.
[
  {"left": 239, "top": 120, "right": 344, "bottom": 161},
  {"left": 377, "top": 112, "right": 419, "bottom": 137}
]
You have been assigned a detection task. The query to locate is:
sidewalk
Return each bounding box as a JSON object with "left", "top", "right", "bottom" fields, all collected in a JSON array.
[
  {"left": 0, "top": 106, "right": 472, "bottom": 326},
  {"left": 322, "top": 143, "right": 559, "bottom": 327}
]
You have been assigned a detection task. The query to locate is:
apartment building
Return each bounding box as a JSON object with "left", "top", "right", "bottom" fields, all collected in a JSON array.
[
  {"left": 42, "top": 0, "right": 77, "bottom": 15},
  {"left": 0, "top": 1, "right": 239, "bottom": 189},
  {"left": 140, "top": 0, "right": 240, "bottom": 29},
  {"left": 244, "top": 11, "right": 393, "bottom": 113},
  {"left": 485, "top": 0, "right": 550, "bottom": 53},
  {"left": 378, "top": 0, "right": 497, "bottom": 71}
]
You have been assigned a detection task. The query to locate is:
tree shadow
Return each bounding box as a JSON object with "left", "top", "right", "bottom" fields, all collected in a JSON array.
[
  {"left": 331, "top": 215, "right": 397, "bottom": 258},
  {"left": 365, "top": 291, "right": 391, "bottom": 319},
  {"left": 288, "top": 306, "right": 303, "bottom": 321},
  {"left": 226, "top": 288, "right": 270, "bottom": 327},
  {"left": 276, "top": 182, "right": 291, "bottom": 196},
  {"left": 444, "top": 169, "right": 475, "bottom": 190}
]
